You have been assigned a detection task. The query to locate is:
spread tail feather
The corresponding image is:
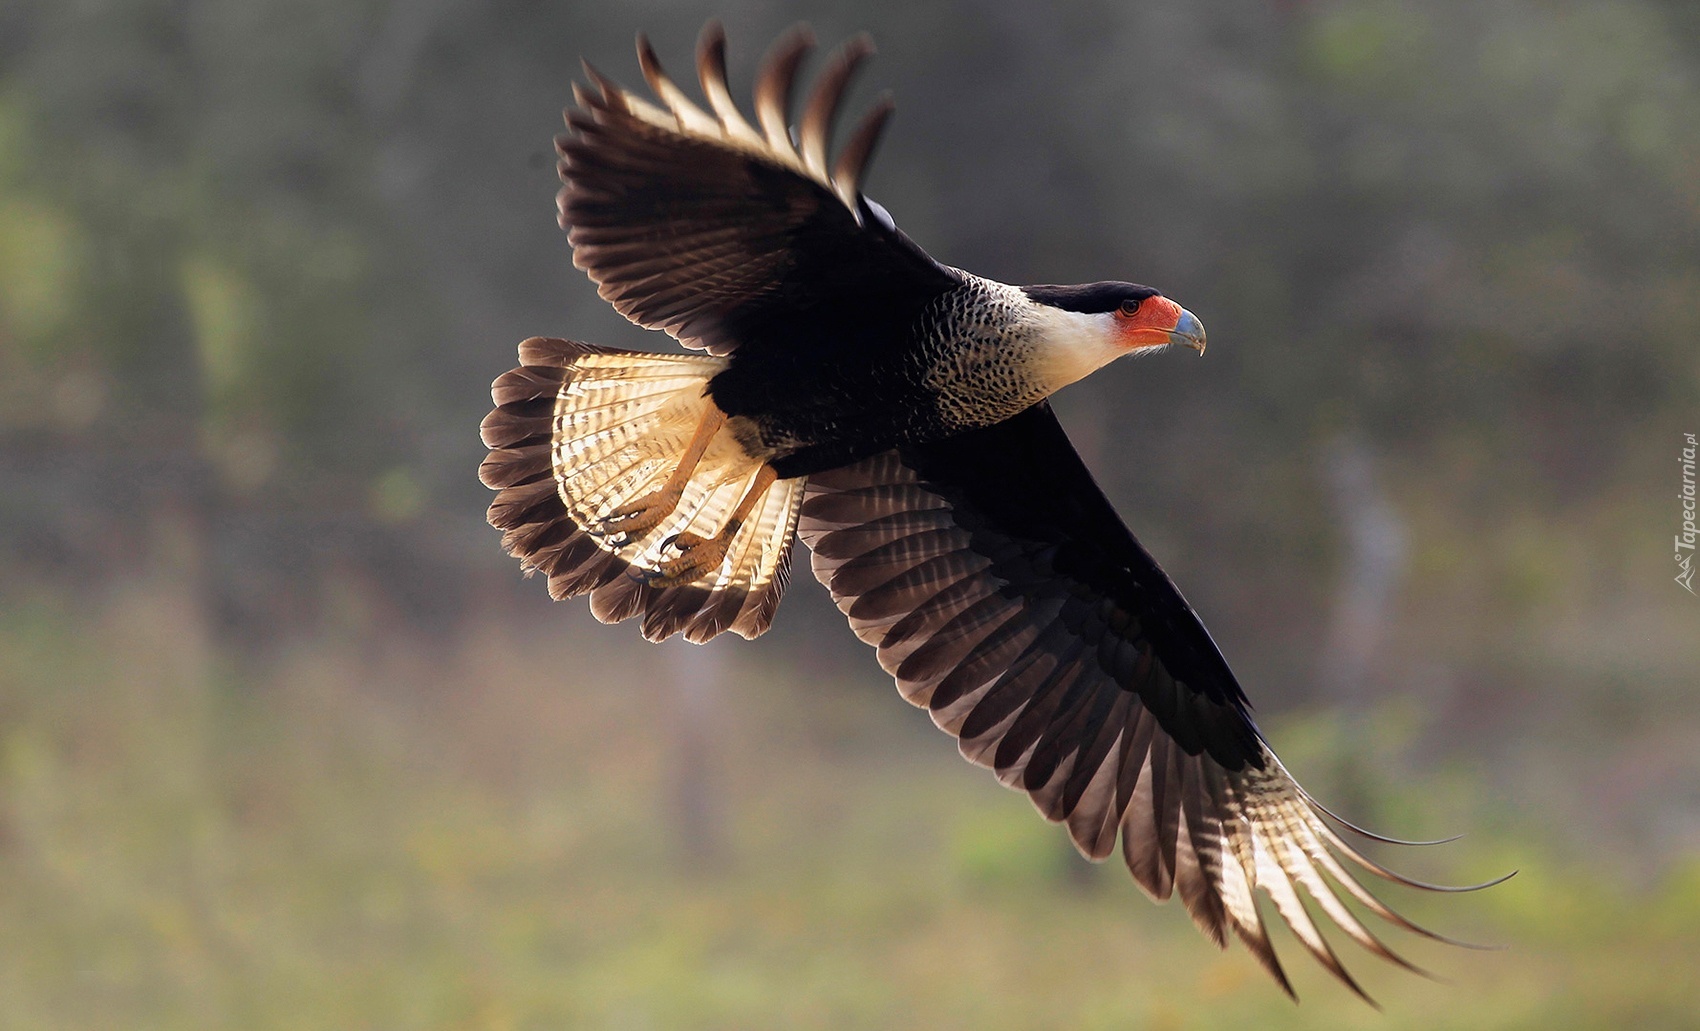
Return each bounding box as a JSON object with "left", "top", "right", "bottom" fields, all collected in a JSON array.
[{"left": 480, "top": 337, "right": 802, "bottom": 642}]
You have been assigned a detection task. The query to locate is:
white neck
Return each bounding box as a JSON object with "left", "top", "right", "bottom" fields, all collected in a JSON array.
[{"left": 1026, "top": 306, "right": 1124, "bottom": 393}]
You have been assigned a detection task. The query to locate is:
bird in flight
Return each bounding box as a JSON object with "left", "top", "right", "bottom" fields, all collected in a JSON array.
[{"left": 480, "top": 23, "right": 1500, "bottom": 1002}]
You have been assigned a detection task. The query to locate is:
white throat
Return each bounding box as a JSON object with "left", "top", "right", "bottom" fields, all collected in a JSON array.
[{"left": 1028, "top": 307, "right": 1124, "bottom": 394}]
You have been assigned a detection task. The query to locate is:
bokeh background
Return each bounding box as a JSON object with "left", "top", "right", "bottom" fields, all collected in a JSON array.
[{"left": 2, "top": 0, "right": 1698, "bottom": 1027}]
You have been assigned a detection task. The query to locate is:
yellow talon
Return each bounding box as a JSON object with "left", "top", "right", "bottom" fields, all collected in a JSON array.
[
  {"left": 592, "top": 407, "right": 727, "bottom": 543},
  {"left": 599, "top": 489, "right": 684, "bottom": 540},
  {"left": 645, "top": 531, "right": 734, "bottom": 587},
  {"left": 637, "top": 464, "right": 780, "bottom": 587}
]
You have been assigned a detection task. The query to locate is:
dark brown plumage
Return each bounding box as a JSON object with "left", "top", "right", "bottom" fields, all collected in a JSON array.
[{"left": 481, "top": 22, "right": 1504, "bottom": 1002}]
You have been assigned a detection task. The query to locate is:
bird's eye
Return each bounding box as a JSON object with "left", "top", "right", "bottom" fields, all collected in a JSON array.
[{"left": 1119, "top": 299, "right": 1142, "bottom": 317}]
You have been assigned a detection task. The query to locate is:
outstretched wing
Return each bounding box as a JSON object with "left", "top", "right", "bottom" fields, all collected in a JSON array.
[
  {"left": 798, "top": 403, "right": 1499, "bottom": 1002},
  {"left": 558, "top": 23, "right": 960, "bottom": 355}
]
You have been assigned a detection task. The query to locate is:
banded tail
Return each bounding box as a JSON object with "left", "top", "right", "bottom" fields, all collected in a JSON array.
[{"left": 480, "top": 337, "right": 803, "bottom": 642}]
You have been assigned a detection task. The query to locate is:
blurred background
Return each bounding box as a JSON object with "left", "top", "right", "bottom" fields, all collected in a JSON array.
[{"left": 1, "top": 0, "right": 1697, "bottom": 1026}]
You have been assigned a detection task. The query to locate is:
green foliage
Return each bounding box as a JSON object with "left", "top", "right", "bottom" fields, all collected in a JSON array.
[
  {"left": 0, "top": 194, "right": 80, "bottom": 353},
  {"left": 949, "top": 800, "right": 1070, "bottom": 888},
  {"left": 1304, "top": 2, "right": 1433, "bottom": 90}
]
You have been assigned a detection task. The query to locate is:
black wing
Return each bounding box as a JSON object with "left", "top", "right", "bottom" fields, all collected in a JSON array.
[
  {"left": 798, "top": 403, "right": 1499, "bottom": 1002},
  {"left": 558, "top": 23, "right": 960, "bottom": 355}
]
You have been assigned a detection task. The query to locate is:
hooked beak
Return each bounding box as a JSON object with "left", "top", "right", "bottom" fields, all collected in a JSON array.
[
  {"left": 1119, "top": 297, "right": 1208, "bottom": 354},
  {"left": 1168, "top": 308, "right": 1206, "bottom": 354}
]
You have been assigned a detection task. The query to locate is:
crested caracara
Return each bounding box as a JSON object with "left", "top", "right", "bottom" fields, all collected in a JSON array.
[{"left": 479, "top": 23, "right": 1501, "bottom": 1002}]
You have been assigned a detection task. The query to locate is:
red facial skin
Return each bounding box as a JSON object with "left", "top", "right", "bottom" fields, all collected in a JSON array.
[{"left": 1113, "top": 295, "right": 1190, "bottom": 349}]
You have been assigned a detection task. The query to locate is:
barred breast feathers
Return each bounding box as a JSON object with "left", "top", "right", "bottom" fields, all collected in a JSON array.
[{"left": 921, "top": 276, "right": 1122, "bottom": 430}]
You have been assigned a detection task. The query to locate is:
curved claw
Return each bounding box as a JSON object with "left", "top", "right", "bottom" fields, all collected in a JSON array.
[
  {"left": 640, "top": 530, "right": 730, "bottom": 587},
  {"left": 585, "top": 522, "right": 637, "bottom": 547}
]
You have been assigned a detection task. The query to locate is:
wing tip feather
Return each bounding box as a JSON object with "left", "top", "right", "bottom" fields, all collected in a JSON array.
[
  {"left": 798, "top": 32, "right": 875, "bottom": 180},
  {"left": 755, "top": 21, "right": 819, "bottom": 149}
]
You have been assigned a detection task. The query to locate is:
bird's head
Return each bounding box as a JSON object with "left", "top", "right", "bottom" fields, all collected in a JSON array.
[{"left": 1021, "top": 281, "right": 1206, "bottom": 390}]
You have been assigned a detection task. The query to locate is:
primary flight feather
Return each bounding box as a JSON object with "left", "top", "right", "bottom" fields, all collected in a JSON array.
[{"left": 480, "top": 23, "right": 1500, "bottom": 1002}]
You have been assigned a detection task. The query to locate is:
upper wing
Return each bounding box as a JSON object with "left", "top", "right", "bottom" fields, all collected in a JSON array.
[
  {"left": 558, "top": 24, "right": 960, "bottom": 355},
  {"left": 798, "top": 403, "right": 1499, "bottom": 1002}
]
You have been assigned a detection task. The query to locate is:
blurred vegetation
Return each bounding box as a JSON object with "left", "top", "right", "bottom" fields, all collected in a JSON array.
[
  {"left": 0, "top": 0, "right": 1696, "bottom": 1025},
  {"left": 2, "top": 585, "right": 1698, "bottom": 1029}
]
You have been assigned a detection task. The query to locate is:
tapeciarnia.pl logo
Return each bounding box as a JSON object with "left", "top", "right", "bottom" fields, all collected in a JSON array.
[{"left": 1678, "top": 432, "right": 1697, "bottom": 596}]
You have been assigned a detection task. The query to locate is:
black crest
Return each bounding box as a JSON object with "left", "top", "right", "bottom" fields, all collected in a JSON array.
[{"left": 1022, "top": 281, "right": 1160, "bottom": 313}]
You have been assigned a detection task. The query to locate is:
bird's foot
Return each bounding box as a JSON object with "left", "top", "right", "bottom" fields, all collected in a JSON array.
[
  {"left": 594, "top": 488, "right": 683, "bottom": 546},
  {"left": 633, "top": 464, "right": 775, "bottom": 585},
  {"left": 642, "top": 530, "right": 733, "bottom": 587}
]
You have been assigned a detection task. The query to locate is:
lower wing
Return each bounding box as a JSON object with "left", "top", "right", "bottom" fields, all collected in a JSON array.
[{"left": 797, "top": 402, "right": 1505, "bottom": 1002}]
